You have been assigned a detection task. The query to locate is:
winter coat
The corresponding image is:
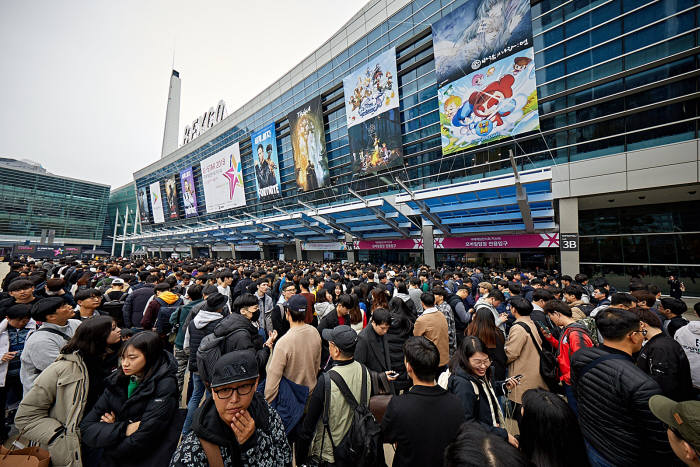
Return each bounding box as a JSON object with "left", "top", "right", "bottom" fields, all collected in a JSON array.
[
  {"left": 15, "top": 352, "right": 88, "bottom": 467},
  {"left": 170, "top": 392, "right": 291, "bottom": 467},
  {"left": 504, "top": 317, "right": 547, "bottom": 404},
  {"left": 637, "top": 332, "right": 694, "bottom": 401},
  {"left": 354, "top": 324, "right": 391, "bottom": 374},
  {"left": 185, "top": 311, "right": 223, "bottom": 372},
  {"left": 674, "top": 321, "right": 700, "bottom": 388},
  {"left": 317, "top": 311, "right": 350, "bottom": 368},
  {"left": 571, "top": 346, "right": 672, "bottom": 465},
  {"left": 122, "top": 283, "right": 154, "bottom": 328},
  {"left": 141, "top": 292, "right": 181, "bottom": 330},
  {"left": 314, "top": 301, "right": 334, "bottom": 320},
  {"left": 80, "top": 351, "right": 179, "bottom": 467},
  {"left": 0, "top": 318, "right": 36, "bottom": 386},
  {"left": 447, "top": 368, "right": 507, "bottom": 440},
  {"left": 169, "top": 299, "right": 203, "bottom": 350}
]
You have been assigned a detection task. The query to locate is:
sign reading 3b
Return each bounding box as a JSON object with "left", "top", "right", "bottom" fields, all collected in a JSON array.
[{"left": 560, "top": 233, "right": 579, "bottom": 251}]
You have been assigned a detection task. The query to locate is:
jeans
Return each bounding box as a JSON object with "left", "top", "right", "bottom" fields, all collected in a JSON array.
[
  {"left": 182, "top": 372, "right": 205, "bottom": 435},
  {"left": 585, "top": 441, "right": 615, "bottom": 467},
  {"left": 564, "top": 383, "right": 578, "bottom": 416},
  {"left": 173, "top": 348, "right": 188, "bottom": 398}
]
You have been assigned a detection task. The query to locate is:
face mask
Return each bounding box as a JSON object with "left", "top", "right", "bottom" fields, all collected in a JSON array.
[{"left": 251, "top": 309, "right": 261, "bottom": 322}]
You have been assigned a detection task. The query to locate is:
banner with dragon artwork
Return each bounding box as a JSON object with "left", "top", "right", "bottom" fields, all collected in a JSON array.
[{"left": 432, "top": 0, "right": 540, "bottom": 155}]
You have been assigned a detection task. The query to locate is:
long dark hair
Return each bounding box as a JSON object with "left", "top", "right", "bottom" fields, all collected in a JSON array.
[
  {"left": 449, "top": 335, "right": 491, "bottom": 378},
  {"left": 119, "top": 331, "right": 163, "bottom": 380},
  {"left": 466, "top": 308, "right": 504, "bottom": 348},
  {"left": 61, "top": 316, "right": 113, "bottom": 357},
  {"left": 519, "top": 389, "right": 590, "bottom": 467}
]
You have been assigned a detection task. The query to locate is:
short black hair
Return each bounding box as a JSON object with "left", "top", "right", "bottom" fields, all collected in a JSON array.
[
  {"left": 75, "top": 288, "right": 102, "bottom": 302},
  {"left": 532, "top": 289, "right": 553, "bottom": 302},
  {"left": 187, "top": 284, "right": 203, "bottom": 301},
  {"left": 403, "top": 336, "right": 439, "bottom": 382},
  {"left": 660, "top": 297, "right": 687, "bottom": 316},
  {"left": 7, "top": 279, "right": 33, "bottom": 293},
  {"left": 610, "top": 292, "right": 637, "bottom": 307},
  {"left": 510, "top": 296, "right": 533, "bottom": 316},
  {"left": 444, "top": 422, "right": 529, "bottom": 467},
  {"left": 489, "top": 289, "right": 505, "bottom": 303},
  {"left": 420, "top": 292, "right": 435, "bottom": 307},
  {"left": 595, "top": 308, "right": 640, "bottom": 340},
  {"left": 508, "top": 282, "right": 522, "bottom": 296},
  {"left": 233, "top": 293, "right": 258, "bottom": 314},
  {"left": 371, "top": 308, "right": 390, "bottom": 326},
  {"left": 564, "top": 285, "right": 584, "bottom": 300},
  {"left": 543, "top": 300, "right": 572, "bottom": 318}
]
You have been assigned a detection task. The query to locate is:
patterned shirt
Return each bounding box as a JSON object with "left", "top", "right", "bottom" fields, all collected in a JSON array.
[{"left": 437, "top": 302, "right": 457, "bottom": 357}]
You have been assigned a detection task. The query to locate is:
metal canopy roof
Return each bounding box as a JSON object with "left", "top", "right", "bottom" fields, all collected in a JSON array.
[{"left": 118, "top": 168, "right": 556, "bottom": 248}]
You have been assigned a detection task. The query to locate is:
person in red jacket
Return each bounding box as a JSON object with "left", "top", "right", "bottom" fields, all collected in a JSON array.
[{"left": 542, "top": 300, "right": 593, "bottom": 415}]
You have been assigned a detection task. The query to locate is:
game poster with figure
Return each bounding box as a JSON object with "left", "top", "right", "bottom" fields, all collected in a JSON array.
[
  {"left": 137, "top": 186, "right": 150, "bottom": 224},
  {"left": 179, "top": 166, "right": 199, "bottom": 218},
  {"left": 251, "top": 123, "right": 282, "bottom": 201},
  {"left": 343, "top": 47, "right": 399, "bottom": 128},
  {"left": 200, "top": 142, "right": 246, "bottom": 214},
  {"left": 288, "top": 96, "right": 330, "bottom": 192},
  {"left": 164, "top": 175, "right": 179, "bottom": 220},
  {"left": 348, "top": 108, "right": 403, "bottom": 174},
  {"left": 438, "top": 47, "right": 539, "bottom": 155}
]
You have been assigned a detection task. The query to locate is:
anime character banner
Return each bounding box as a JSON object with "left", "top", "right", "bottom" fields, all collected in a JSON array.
[
  {"left": 438, "top": 47, "right": 539, "bottom": 154},
  {"left": 164, "top": 175, "right": 179, "bottom": 220},
  {"left": 200, "top": 142, "right": 246, "bottom": 214},
  {"left": 137, "top": 186, "right": 150, "bottom": 224},
  {"left": 348, "top": 108, "right": 403, "bottom": 174},
  {"left": 288, "top": 96, "right": 330, "bottom": 191},
  {"left": 251, "top": 123, "right": 282, "bottom": 201},
  {"left": 149, "top": 181, "right": 165, "bottom": 224},
  {"left": 179, "top": 166, "right": 199, "bottom": 218},
  {"left": 343, "top": 47, "right": 399, "bottom": 128}
]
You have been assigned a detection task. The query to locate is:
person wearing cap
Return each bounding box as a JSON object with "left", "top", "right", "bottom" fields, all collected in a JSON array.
[
  {"left": 650, "top": 395, "right": 700, "bottom": 466},
  {"left": 20, "top": 297, "right": 81, "bottom": 396},
  {"left": 298, "top": 325, "right": 372, "bottom": 465},
  {"left": 104, "top": 278, "right": 128, "bottom": 301},
  {"left": 264, "top": 294, "right": 322, "bottom": 459},
  {"left": 170, "top": 350, "right": 292, "bottom": 467}
]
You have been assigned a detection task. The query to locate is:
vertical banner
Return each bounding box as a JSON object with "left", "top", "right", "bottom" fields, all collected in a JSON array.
[
  {"left": 179, "top": 166, "right": 199, "bottom": 218},
  {"left": 343, "top": 48, "right": 403, "bottom": 174},
  {"left": 200, "top": 142, "right": 246, "bottom": 214},
  {"left": 164, "top": 175, "right": 179, "bottom": 220},
  {"left": 149, "top": 181, "right": 165, "bottom": 224},
  {"left": 432, "top": 0, "right": 539, "bottom": 155},
  {"left": 288, "top": 96, "right": 330, "bottom": 191},
  {"left": 137, "top": 186, "right": 150, "bottom": 224},
  {"left": 251, "top": 123, "right": 281, "bottom": 201}
]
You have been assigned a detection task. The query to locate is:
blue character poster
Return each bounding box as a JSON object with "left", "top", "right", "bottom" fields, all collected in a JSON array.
[
  {"left": 251, "top": 122, "right": 282, "bottom": 201},
  {"left": 438, "top": 47, "right": 539, "bottom": 155}
]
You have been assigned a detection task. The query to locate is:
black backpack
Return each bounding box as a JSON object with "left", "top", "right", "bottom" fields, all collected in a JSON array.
[
  {"left": 322, "top": 365, "right": 384, "bottom": 467},
  {"left": 577, "top": 303, "right": 596, "bottom": 316},
  {"left": 515, "top": 322, "right": 560, "bottom": 392}
]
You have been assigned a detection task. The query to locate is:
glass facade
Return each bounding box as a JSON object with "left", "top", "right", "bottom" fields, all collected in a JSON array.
[
  {"left": 580, "top": 201, "right": 700, "bottom": 296},
  {"left": 134, "top": 0, "right": 700, "bottom": 234},
  {"left": 102, "top": 182, "right": 138, "bottom": 255},
  {"left": 0, "top": 164, "right": 109, "bottom": 245}
]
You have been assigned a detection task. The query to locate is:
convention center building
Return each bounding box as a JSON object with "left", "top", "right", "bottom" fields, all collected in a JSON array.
[{"left": 124, "top": 0, "right": 700, "bottom": 296}]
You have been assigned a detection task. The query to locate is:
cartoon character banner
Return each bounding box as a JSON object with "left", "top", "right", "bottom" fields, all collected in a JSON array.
[
  {"left": 149, "top": 181, "right": 165, "bottom": 224},
  {"left": 179, "top": 167, "right": 199, "bottom": 218},
  {"left": 200, "top": 142, "right": 246, "bottom": 214},
  {"left": 137, "top": 186, "right": 150, "bottom": 224},
  {"left": 349, "top": 108, "right": 403, "bottom": 174},
  {"left": 343, "top": 47, "right": 399, "bottom": 128},
  {"left": 432, "top": 0, "right": 533, "bottom": 87},
  {"left": 251, "top": 123, "right": 282, "bottom": 201},
  {"left": 288, "top": 96, "right": 330, "bottom": 191},
  {"left": 438, "top": 47, "right": 539, "bottom": 155},
  {"left": 164, "top": 175, "right": 179, "bottom": 220}
]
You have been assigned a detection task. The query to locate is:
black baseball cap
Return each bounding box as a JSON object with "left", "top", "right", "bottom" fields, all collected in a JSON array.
[
  {"left": 287, "top": 294, "right": 307, "bottom": 313},
  {"left": 211, "top": 350, "right": 259, "bottom": 388},
  {"left": 322, "top": 325, "right": 358, "bottom": 353}
]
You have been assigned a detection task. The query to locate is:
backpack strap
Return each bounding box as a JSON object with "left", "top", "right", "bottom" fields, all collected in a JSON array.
[
  {"left": 36, "top": 327, "right": 72, "bottom": 341},
  {"left": 328, "top": 364, "right": 370, "bottom": 409},
  {"left": 515, "top": 322, "right": 543, "bottom": 357},
  {"left": 322, "top": 373, "right": 336, "bottom": 450},
  {"left": 198, "top": 437, "right": 224, "bottom": 467},
  {"left": 578, "top": 353, "right": 629, "bottom": 380}
]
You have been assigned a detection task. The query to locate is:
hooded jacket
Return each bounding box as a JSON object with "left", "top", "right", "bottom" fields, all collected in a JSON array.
[
  {"left": 15, "top": 352, "right": 88, "bottom": 467},
  {"left": 314, "top": 301, "right": 334, "bottom": 320},
  {"left": 674, "top": 321, "right": 700, "bottom": 388},
  {"left": 141, "top": 291, "right": 182, "bottom": 330},
  {"left": 184, "top": 310, "right": 224, "bottom": 372},
  {"left": 79, "top": 351, "right": 179, "bottom": 467},
  {"left": 122, "top": 283, "right": 154, "bottom": 328},
  {"left": 170, "top": 393, "right": 291, "bottom": 467}
]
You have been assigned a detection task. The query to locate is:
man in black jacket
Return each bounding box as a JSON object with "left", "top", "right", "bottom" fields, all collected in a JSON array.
[
  {"left": 381, "top": 336, "right": 464, "bottom": 467},
  {"left": 355, "top": 308, "right": 395, "bottom": 393},
  {"left": 572, "top": 307, "right": 673, "bottom": 465},
  {"left": 122, "top": 272, "right": 157, "bottom": 328}
]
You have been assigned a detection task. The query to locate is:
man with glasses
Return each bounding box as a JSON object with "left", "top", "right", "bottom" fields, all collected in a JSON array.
[
  {"left": 271, "top": 283, "right": 298, "bottom": 339},
  {"left": 73, "top": 288, "right": 105, "bottom": 321},
  {"left": 571, "top": 308, "right": 672, "bottom": 466},
  {"left": 650, "top": 395, "right": 700, "bottom": 467},
  {"left": 170, "top": 350, "right": 292, "bottom": 467}
]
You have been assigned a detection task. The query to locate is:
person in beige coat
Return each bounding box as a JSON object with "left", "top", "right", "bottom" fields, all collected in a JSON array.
[
  {"left": 505, "top": 296, "right": 547, "bottom": 426},
  {"left": 15, "top": 316, "right": 121, "bottom": 467}
]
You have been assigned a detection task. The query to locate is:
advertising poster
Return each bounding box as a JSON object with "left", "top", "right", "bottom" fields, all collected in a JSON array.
[
  {"left": 164, "top": 175, "right": 179, "bottom": 220},
  {"left": 348, "top": 108, "right": 403, "bottom": 173},
  {"left": 432, "top": 0, "right": 539, "bottom": 156},
  {"left": 288, "top": 96, "right": 330, "bottom": 191},
  {"left": 149, "top": 181, "right": 165, "bottom": 224},
  {"left": 179, "top": 166, "right": 199, "bottom": 218},
  {"left": 342, "top": 47, "right": 399, "bottom": 128},
  {"left": 200, "top": 142, "right": 246, "bottom": 214},
  {"left": 250, "top": 123, "right": 281, "bottom": 201},
  {"left": 137, "top": 186, "right": 150, "bottom": 224}
]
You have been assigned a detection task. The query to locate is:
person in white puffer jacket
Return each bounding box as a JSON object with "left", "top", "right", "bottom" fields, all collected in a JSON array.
[{"left": 673, "top": 302, "right": 700, "bottom": 391}]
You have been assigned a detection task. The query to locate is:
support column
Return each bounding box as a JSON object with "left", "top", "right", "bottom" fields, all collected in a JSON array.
[
  {"left": 345, "top": 234, "right": 356, "bottom": 263},
  {"left": 258, "top": 243, "right": 265, "bottom": 260},
  {"left": 207, "top": 245, "right": 213, "bottom": 259},
  {"left": 110, "top": 207, "right": 120, "bottom": 257},
  {"left": 295, "top": 239, "right": 303, "bottom": 261},
  {"left": 120, "top": 206, "right": 130, "bottom": 257},
  {"left": 158, "top": 247, "right": 163, "bottom": 259},
  {"left": 559, "top": 197, "right": 580, "bottom": 277},
  {"left": 229, "top": 243, "right": 236, "bottom": 260},
  {"left": 189, "top": 246, "right": 196, "bottom": 258},
  {"left": 422, "top": 223, "right": 435, "bottom": 269}
]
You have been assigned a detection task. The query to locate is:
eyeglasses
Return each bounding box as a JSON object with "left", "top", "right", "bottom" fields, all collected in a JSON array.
[
  {"left": 213, "top": 382, "right": 255, "bottom": 399},
  {"left": 470, "top": 358, "right": 492, "bottom": 368}
]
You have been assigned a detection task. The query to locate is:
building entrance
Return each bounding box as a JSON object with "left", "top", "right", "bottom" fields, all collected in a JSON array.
[{"left": 435, "top": 249, "right": 558, "bottom": 270}]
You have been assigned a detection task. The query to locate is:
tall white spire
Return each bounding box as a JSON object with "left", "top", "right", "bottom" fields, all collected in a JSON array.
[{"left": 161, "top": 69, "right": 181, "bottom": 158}]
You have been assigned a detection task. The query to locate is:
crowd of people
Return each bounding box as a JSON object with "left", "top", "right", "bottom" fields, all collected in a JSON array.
[{"left": 0, "top": 256, "right": 698, "bottom": 467}]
